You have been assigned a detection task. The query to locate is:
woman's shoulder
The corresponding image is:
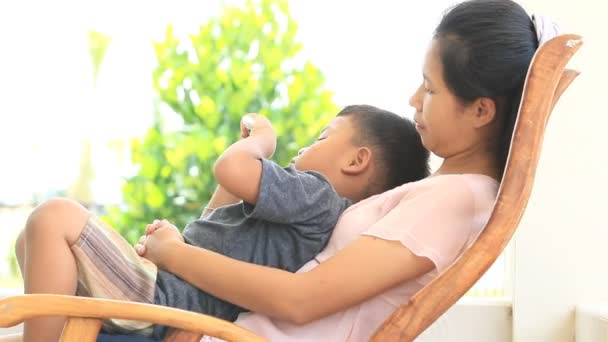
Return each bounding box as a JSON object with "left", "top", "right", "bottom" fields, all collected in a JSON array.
[
  {"left": 411, "top": 173, "right": 498, "bottom": 190},
  {"left": 393, "top": 173, "right": 499, "bottom": 205},
  {"left": 347, "top": 174, "right": 498, "bottom": 216}
]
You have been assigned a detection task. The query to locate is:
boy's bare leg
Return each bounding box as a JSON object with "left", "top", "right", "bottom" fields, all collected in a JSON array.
[{"left": 20, "top": 198, "right": 90, "bottom": 342}]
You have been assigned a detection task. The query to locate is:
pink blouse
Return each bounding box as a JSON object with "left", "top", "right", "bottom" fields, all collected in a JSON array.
[{"left": 205, "top": 174, "right": 498, "bottom": 341}]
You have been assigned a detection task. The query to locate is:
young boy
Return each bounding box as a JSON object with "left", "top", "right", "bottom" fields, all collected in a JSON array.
[{"left": 26, "top": 105, "right": 430, "bottom": 340}]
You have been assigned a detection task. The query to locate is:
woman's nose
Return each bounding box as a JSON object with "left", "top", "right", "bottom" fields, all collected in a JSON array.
[
  {"left": 409, "top": 84, "right": 423, "bottom": 112},
  {"left": 298, "top": 147, "right": 308, "bottom": 156}
]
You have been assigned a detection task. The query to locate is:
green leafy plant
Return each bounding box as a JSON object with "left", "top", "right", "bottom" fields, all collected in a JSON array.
[
  {"left": 3, "top": 240, "right": 22, "bottom": 288},
  {"left": 104, "top": 0, "right": 337, "bottom": 243},
  {"left": 67, "top": 31, "right": 112, "bottom": 207}
]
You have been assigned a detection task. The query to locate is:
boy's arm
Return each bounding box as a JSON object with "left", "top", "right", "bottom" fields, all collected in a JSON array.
[
  {"left": 200, "top": 185, "right": 241, "bottom": 218},
  {"left": 213, "top": 114, "right": 276, "bottom": 205}
]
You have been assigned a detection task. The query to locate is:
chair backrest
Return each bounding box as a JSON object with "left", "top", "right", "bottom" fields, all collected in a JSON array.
[{"left": 371, "top": 34, "right": 583, "bottom": 341}]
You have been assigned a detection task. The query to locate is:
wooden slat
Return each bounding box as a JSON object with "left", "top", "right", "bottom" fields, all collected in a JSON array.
[
  {"left": 551, "top": 69, "right": 580, "bottom": 113},
  {"left": 60, "top": 317, "right": 102, "bottom": 342},
  {"left": 371, "top": 34, "right": 583, "bottom": 342}
]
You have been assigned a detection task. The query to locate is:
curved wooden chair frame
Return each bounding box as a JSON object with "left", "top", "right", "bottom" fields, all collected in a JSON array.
[{"left": 0, "top": 34, "right": 583, "bottom": 342}]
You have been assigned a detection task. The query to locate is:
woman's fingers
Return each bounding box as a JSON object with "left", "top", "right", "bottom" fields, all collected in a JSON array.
[
  {"left": 134, "top": 243, "right": 146, "bottom": 256},
  {"left": 135, "top": 234, "right": 149, "bottom": 256},
  {"left": 146, "top": 219, "right": 161, "bottom": 234},
  {"left": 146, "top": 219, "right": 180, "bottom": 236}
]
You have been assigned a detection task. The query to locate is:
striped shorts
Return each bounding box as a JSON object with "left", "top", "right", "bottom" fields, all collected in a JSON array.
[{"left": 70, "top": 215, "right": 158, "bottom": 336}]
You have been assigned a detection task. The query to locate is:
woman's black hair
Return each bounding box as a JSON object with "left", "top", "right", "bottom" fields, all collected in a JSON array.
[
  {"left": 337, "top": 105, "right": 430, "bottom": 193},
  {"left": 434, "top": 0, "right": 538, "bottom": 176}
]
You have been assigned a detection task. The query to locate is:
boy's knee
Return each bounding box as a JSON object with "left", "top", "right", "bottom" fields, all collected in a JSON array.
[{"left": 25, "top": 198, "right": 90, "bottom": 243}]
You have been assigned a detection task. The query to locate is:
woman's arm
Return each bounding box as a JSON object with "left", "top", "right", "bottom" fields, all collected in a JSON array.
[{"left": 149, "top": 231, "right": 434, "bottom": 324}]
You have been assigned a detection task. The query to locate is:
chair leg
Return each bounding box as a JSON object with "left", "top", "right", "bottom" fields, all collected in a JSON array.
[{"left": 59, "top": 317, "right": 102, "bottom": 342}]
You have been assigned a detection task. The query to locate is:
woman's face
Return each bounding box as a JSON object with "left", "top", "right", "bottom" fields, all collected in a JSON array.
[{"left": 409, "top": 40, "right": 477, "bottom": 159}]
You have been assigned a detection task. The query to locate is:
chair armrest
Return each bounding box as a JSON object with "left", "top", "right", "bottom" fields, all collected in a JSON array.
[{"left": 0, "top": 294, "right": 266, "bottom": 342}]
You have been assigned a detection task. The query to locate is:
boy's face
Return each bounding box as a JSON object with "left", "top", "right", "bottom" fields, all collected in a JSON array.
[{"left": 292, "top": 116, "right": 358, "bottom": 181}]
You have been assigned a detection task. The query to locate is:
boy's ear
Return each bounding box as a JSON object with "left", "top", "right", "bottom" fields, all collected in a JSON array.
[{"left": 342, "top": 147, "right": 372, "bottom": 175}]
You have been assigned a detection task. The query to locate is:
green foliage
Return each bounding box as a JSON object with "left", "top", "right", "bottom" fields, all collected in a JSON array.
[
  {"left": 67, "top": 139, "right": 95, "bottom": 206},
  {"left": 66, "top": 31, "right": 111, "bottom": 207},
  {"left": 87, "top": 30, "right": 112, "bottom": 84},
  {"left": 103, "top": 0, "right": 337, "bottom": 243},
  {"left": 3, "top": 240, "right": 22, "bottom": 288}
]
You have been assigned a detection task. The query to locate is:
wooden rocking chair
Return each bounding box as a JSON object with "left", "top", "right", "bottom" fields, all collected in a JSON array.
[{"left": 0, "top": 33, "right": 583, "bottom": 342}]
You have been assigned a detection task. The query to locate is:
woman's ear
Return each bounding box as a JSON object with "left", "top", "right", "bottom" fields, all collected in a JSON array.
[
  {"left": 471, "top": 97, "right": 497, "bottom": 128},
  {"left": 342, "top": 147, "right": 372, "bottom": 175}
]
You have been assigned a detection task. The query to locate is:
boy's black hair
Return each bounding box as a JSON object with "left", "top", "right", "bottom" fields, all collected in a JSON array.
[{"left": 337, "top": 104, "right": 430, "bottom": 194}]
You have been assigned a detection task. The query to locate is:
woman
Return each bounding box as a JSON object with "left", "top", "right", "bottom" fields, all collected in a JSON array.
[
  {"left": 143, "top": 1, "right": 540, "bottom": 340},
  {"left": 6, "top": 0, "right": 545, "bottom": 341}
]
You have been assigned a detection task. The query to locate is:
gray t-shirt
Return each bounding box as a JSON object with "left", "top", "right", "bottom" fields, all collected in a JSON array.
[{"left": 152, "top": 159, "right": 351, "bottom": 338}]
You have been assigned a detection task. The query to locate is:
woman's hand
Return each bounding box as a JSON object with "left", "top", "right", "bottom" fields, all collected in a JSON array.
[{"left": 135, "top": 219, "right": 184, "bottom": 268}]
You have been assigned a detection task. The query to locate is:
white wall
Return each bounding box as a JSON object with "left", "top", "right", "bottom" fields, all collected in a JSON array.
[
  {"left": 514, "top": 1, "right": 608, "bottom": 341},
  {"left": 419, "top": 298, "right": 512, "bottom": 342},
  {"left": 575, "top": 304, "right": 608, "bottom": 341}
]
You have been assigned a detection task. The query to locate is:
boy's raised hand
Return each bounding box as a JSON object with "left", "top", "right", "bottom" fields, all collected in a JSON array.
[
  {"left": 213, "top": 113, "right": 276, "bottom": 205},
  {"left": 240, "top": 113, "right": 273, "bottom": 138},
  {"left": 239, "top": 113, "right": 277, "bottom": 159}
]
